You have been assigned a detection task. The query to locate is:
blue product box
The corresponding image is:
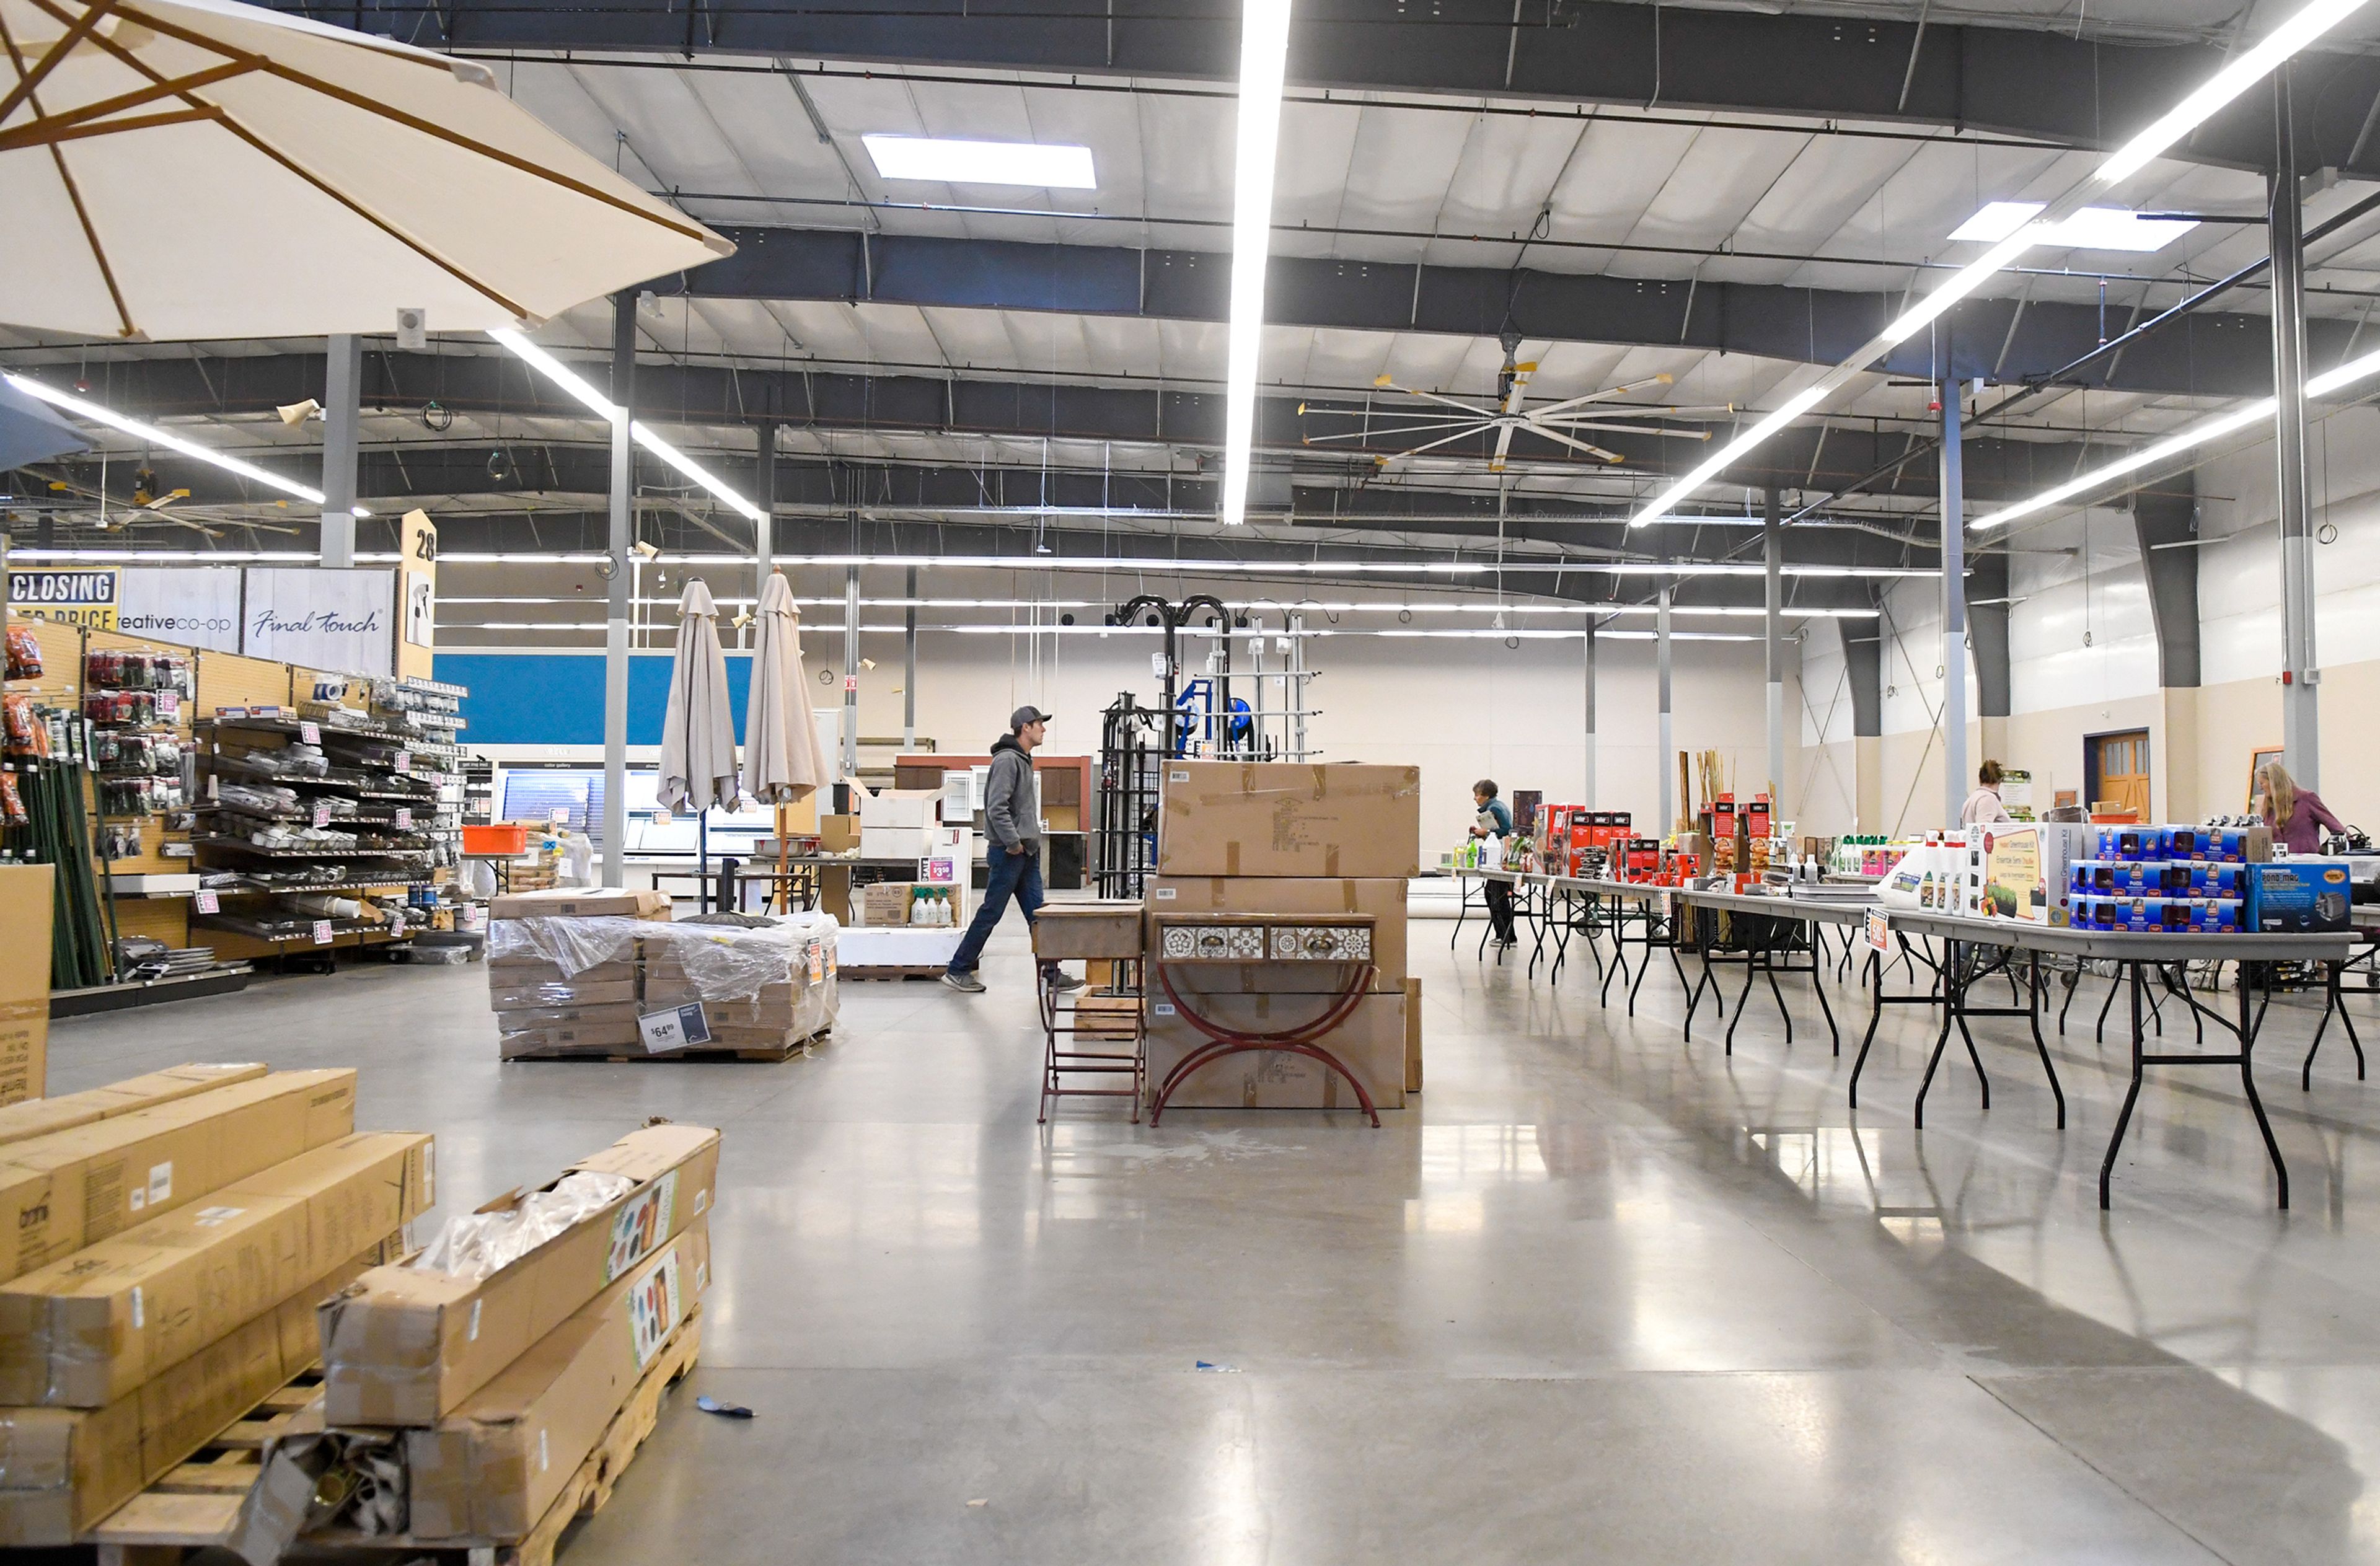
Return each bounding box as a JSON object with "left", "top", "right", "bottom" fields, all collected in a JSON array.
[
  {"left": 2113, "top": 826, "right": 2173, "bottom": 863},
  {"left": 2190, "top": 863, "right": 2243, "bottom": 897},
  {"left": 2167, "top": 827, "right": 2210, "bottom": 861},
  {"left": 2244, "top": 861, "right": 2353, "bottom": 933},
  {"left": 2202, "top": 827, "right": 2252, "bottom": 865},
  {"left": 2203, "top": 899, "right": 2241, "bottom": 934}
]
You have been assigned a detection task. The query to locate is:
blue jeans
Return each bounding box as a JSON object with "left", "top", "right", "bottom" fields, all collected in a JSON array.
[{"left": 947, "top": 843, "right": 1046, "bottom": 977}]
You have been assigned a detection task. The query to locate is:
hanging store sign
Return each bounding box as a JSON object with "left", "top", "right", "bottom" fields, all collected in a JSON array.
[
  {"left": 117, "top": 566, "right": 241, "bottom": 652},
  {"left": 6, "top": 568, "right": 117, "bottom": 628},
  {"left": 241, "top": 568, "right": 394, "bottom": 677}
]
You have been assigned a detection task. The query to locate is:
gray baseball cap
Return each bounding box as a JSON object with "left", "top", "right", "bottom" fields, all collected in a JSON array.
[{"left": 1011, "top": 705, "right": 1052, "bottom": 731}]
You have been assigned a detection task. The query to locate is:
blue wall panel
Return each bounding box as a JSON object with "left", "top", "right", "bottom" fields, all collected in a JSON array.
[{"left": 434, "top": 652, "right": 756, "bottom": 746}]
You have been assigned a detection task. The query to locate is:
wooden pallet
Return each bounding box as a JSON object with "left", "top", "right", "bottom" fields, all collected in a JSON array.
[
  {"left": 840, "top": 964, "right": 950, "bottom": 980},
  {"left": 82, "top": 1369, "right": 325, "bottom": 1565},
  {"left": 507, "top": 1029, "right": 830, "bottom": 1065}
]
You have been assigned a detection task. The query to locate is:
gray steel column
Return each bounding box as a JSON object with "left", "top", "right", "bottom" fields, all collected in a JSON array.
[
  {"left": 317, "top": 335, "right": 361, "bottom": 567},
  {"left": 1657, "top": 582, "right": 1674, "bottom": 833},
  {"left": 2274, "top": 67, "right": 2321, "bottom": 788},
  {"left": 902, "top": 565, "right": 919, "bottom": 748},
  {"left": 1940, "top": 376, "right": 1969, "bottom": 827},
  {"left": 842, "top": 543, "right": 860, "bottom": 776},
  {"left": 1582, "top": 619, "right": 1597, "bottom": 808},
  {"left": 601, "top": 294, "right": 636, "bottom": 887},
  {"left": 1763, "top": 484, "right": 1784, "bottom": 799},
  {"left": 750, "top": 420, "right": 777, "bottom": 648}
]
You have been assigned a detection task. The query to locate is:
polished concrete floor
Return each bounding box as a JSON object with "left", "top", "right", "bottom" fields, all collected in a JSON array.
[{"left": 49, "top": 915, "right": 2380, "bottom": 1564}]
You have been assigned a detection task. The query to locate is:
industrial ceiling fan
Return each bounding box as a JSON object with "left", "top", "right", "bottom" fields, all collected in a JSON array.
[{"left": 1298, "top": 337, "right": 1737, "bottom": 473}]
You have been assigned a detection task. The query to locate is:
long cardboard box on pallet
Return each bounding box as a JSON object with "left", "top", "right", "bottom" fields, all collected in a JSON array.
[
  {"left": 0, "top": 1131, "right": 434, "bottom": 1407},
  {"left": 0, "top": 1063, "right": 266, "bottom": 1150},
  {"left": 407, "top": 1220, "right": 708, "bottom": 1539},
  {"left": 0, "top": 1231, "right": 403, "bottom": 1546},
  {"left": 0, "top": 1069, "right": 358, "bottom": 1285},
  {"left": 319, "top": 1122, "right": 720, "bottom": 1426}
]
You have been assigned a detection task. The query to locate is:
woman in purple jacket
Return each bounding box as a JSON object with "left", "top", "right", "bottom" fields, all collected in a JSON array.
[{"left": 2257, "top": 760, "right": 2347, "bottom": 853}]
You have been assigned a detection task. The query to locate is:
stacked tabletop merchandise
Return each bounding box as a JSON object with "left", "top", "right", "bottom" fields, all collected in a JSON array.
[
  {"left": 1144, "top": 761, "right": 1421, "bottom": 1111},
  {"left": 227, "top": 1124, "right": 720, "bottom": 1563},
  {"left": 487, "top": 887, "right": 839, "bottom": 1060},
  {"left": 0, "top": 1063, "right": 430, "bottom": 1546}
]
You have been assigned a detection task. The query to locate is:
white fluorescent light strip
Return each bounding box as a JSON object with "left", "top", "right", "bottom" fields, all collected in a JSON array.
[
  {"left": 434, "top": 592, "right": 1877, "bottom": 617},
  {"left": 1972, "top": 343, "right": 2380, "bottom": 532},
  {"left": 1629, "top": 0, "right": 2371, "bottom": 530},
  {"left": 489, "top": 330, "right": 765, "bottom": 524},
  {"left": 860, "top": 135, "right": 1096, "bottom": 190},
  {"left": 1219, "top": 0, "right": 1294, "bottom": 528},
  {"left": 2, "top": 374, "right": 368, "bottom": 517},
  {"left": 2097, "top": 0, "right": 2373, "bottom": 185},
  {"left": 1948, "top": 201, "right": 2197, "bottom": 253},
  {"left": 441, "top": 621, "right": 1765, "bottom": 643}
]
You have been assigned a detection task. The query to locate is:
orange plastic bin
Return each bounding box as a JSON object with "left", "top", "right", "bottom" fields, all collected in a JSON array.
[{"left": 462, "top": 824, "right": 531, "bottom": 855}]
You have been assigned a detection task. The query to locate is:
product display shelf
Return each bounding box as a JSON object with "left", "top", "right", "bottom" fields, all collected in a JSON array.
[{"left": 190, "top": 686, "right": 470, "bottom": 965}]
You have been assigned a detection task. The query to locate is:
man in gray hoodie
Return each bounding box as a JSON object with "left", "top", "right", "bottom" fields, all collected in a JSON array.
[{"left": 943, "top": 706, "right": 1081, "bottom": 994}]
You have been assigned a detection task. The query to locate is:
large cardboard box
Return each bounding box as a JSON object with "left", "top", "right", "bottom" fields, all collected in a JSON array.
[
  {"left": 0, "top": 866, "right": 53, "bottom": 1107},
  {"left": 493, "top": 1002, "right": 640, "bottom": 1037},
  {"left": 1145, "top": 990, "right": 1406, "bottom": 1111},
  {"left": 0, "top": 1131, "right": 433, "bottom": 1407},
  {"left": 319, "top": 1122, "right": 720, "bottom": 1426},
  {"left": 0, "top": 1233, "right": 401, "bottom": 1545},
  {"left": 859, "top": 788, "right": 941, "bottom": 831},
  {"left": 404, "top": 1221, "right": 710, "bottom": 1539},
  {"left": 486, "top": 976, "right": 638, "bottom": 1011},
  {"left": 1156, "top": 762, "right": 1421, "bottom": 879},
  {"left": 489, "top": 888, "right": 671, "bottom": 922},
  {"left": 0, "top": 1069, "right": 356, "bottom": 1285},
  {"left": 0, "top": 1063, "right": 266, "bottom": 1150},
  {"left": 1144, "top": 876, "right": 1407, "bottom": 990}
]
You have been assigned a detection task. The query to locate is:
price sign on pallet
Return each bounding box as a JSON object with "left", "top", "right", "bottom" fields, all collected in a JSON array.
[{"left": 1866, "top": 907, "right": 1891, "bottom": 953}]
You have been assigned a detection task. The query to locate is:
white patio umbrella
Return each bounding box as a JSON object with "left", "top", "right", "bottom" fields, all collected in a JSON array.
[
  {"left": 743, "top": 571, "right": 827, "bottom": 807},
  {"left": 658, "top": 578, "right": 736, "bottom": 817},
  {"left": 0, "top": 0, "right": 732, "bottom": 340}
]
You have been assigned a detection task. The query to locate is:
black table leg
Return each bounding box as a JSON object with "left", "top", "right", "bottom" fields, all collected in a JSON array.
[
  {"left": 2027, "top": 951, "right": 2066, "bottom": 1128},
  {"left": 2241, "top": 959, "right": 2290, "bottom": 1210},
  {"left": 2099, "top": 961, "right": 2148, "bottom": 1209},
  {"left": 1849, "top": 948, "right": 1884, "bottom": 1109}
]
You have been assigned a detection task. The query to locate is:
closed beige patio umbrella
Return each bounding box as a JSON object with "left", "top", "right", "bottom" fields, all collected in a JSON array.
[
  {"left": 744, "top": 570, "right": 827, "bottom": 807},
  {"left": 658, "top": 579, "right": 736, "bottom": 816}
]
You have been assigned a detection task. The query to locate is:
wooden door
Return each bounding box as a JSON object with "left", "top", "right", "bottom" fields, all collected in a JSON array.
[{"left": 2090, "top": 730, "right": 2152, "bottom": 819}]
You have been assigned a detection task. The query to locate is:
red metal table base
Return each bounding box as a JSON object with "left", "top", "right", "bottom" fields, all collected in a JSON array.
[{"left": 1148, "top": 962, "right": 1382, "bottom": 1127}]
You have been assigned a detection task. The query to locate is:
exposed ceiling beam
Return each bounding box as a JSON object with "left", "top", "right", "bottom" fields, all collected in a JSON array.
[
  {"left": 260, "top": 0, "right": 2380, "bottom": 178},
  {"left": 7, "top": 348, "right": 2146, "bottom": 506},
  {"left": 671, "top": 227, "right": 2317, "bottom": 399}
]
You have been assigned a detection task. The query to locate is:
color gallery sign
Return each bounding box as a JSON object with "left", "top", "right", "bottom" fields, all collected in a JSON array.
[
  {"left": 117, "top": 566, "right": 241, "bottom": 652},
  {"left": 241, "top": 568, "right": 394, "bottom": 677}
]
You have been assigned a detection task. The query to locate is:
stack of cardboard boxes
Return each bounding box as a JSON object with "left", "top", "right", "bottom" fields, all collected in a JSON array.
[
  {"left": 0, "top": 1064, "right": 430, "bottom": 1544},
  {"left": 234, "top": 1123, "right": 721, "bottom": 1558},
  {"left": 1147, "top": 762, "right": 1422, "bottom": 1109},
  {"left": 487, "top": 889, "right": 839, "bottom": 1059}
]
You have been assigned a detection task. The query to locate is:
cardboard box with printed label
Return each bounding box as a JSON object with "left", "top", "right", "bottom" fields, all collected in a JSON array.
[
  {"left": 1156, "top": 762, "right": 1422, "bottom": 879},
  {"left": 0, "top": 1063, "right": 266, "bottom": 1150},
  {"left": 488, "top": 888, "right": 671, "bottom": 922},
  {"left": 0, "top": 1131, "right": 433, "bottom": 1407},
  {"left": 1144, "top": 990, "right": 1406, "bottom": 1111},
  {"left": 403, "top": 1221, "right": 710, "bottom": 1539},
  {"left": 0, "top": 1069, "right": 357, "bottom": 1285},
  {"left": 1144, "top": 876, "right": 1407, "bottom": 990},
  {"left": 318, "top": 1122, "right": 720, "bottom": 1426},
  {"left": 0, "top": 1233, "right": 402, "bottom": 1545},
  {"left": 0, "top": 866, "right": 53, "bottom": 1107}
]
